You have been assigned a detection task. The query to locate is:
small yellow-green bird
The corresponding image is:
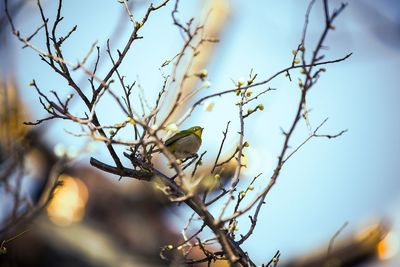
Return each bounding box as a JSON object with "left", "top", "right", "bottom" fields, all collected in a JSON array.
[{"left": 163, "top": 126, "right": 203, "bottom": 159}]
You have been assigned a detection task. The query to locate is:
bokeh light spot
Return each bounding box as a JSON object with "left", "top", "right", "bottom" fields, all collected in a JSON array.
[{"left": 47, "top": 175, "right": 89, "bottom": 226}]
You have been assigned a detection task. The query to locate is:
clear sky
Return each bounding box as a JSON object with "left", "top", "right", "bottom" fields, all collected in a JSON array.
[{"left": 4, "top": 0, "right": 400, "bottom": 265}]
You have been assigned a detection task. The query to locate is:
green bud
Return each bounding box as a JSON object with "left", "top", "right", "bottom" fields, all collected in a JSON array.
[
  {"left": 161, "top": 60, "right": 171, "bottom": 67},
  {"left": 199, "top": 69, "right": 208, "bottom": 79},
  {"left": 126, "top": 117, "right": 136, "bottom": 124},
  {"left": 258, "top": 104, "right": 264, "bottom": 111},
  {"left": 202, "top": 80, "right": 211, "bottom": 88},
  {"left": 237, "top": 78, "right": 245, "bottom": 87},
  {"left": 298, "top": 79, "right": 303, "bottom": 88},
  {"left": 135, "top": 21, "right": 143, "bottom": 28}
]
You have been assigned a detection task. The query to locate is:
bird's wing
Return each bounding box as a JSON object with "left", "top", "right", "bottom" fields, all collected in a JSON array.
[{"left": 164, "top": 130, "right": 192, "bottom": 146}]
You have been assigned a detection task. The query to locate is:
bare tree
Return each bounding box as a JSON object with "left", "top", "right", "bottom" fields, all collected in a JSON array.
[{"left": 3, "top": 0, "right": 351, "bottom": 266}]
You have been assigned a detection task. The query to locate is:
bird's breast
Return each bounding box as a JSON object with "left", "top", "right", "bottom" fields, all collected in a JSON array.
[{"left": 173, "top": 134, "right": 201, "bottom": 158}]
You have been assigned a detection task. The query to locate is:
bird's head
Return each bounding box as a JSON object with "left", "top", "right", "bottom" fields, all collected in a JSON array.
[{"left": 188, "top": 126, "right": 203, "bottom": 138}]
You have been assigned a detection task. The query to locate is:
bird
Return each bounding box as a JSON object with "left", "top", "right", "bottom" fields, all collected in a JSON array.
[{"left": 162, "top": 126, "right": 203, "bottom": 160}]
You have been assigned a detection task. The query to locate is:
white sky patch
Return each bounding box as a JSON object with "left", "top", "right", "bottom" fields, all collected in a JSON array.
[{"left": 243, "top": 146, "right": 274, "bottom": 178}]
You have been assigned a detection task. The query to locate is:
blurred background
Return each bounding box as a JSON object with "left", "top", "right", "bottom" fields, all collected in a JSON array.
[{"left": 0, "top": 0, "right": 400, "bottom": 266}]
